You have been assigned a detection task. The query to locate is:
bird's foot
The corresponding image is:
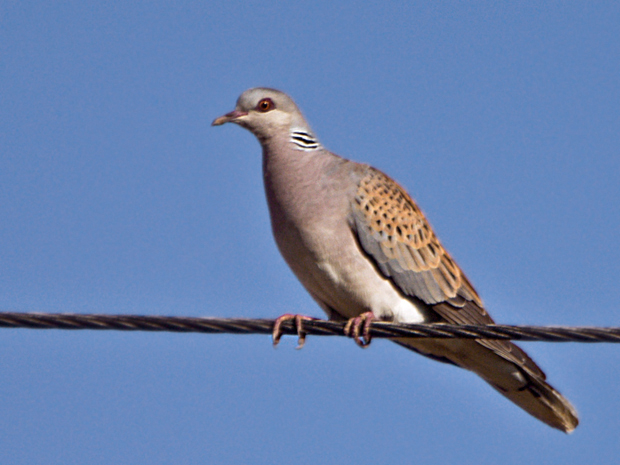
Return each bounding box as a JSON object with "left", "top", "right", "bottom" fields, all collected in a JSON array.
[
  {"left": 343, "top": 311, "right": 376, "bottom": 348},
  {"left": 272, "top": 314, "right": 317, "bottom": 349}
]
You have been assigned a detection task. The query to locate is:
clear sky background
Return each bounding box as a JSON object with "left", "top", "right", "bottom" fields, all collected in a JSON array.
[{"left": 1, "top": 2, "right": 619, "bottom": 464}]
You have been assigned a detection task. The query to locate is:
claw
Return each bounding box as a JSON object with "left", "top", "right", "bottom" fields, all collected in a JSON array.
[
  {"left": 343, "top": 311, "right": 375, "bottom": 348},
  {"left": 272, "top": 314, "right": 316, "bottom": 349}
]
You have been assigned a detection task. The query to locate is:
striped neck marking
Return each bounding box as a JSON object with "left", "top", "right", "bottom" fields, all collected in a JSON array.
[{"left": 290, "top": 129, "right": 321, "bottom": 151}]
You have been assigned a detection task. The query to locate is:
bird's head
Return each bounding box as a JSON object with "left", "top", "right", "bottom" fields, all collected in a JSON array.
[{"left": 212, "top": 88, "right": 308, "bottom": 140}]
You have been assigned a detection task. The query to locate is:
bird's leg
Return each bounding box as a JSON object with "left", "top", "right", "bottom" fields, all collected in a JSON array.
[
  {"left": 343, "top": 311, "right": 376, "bottom": 348},
  {"left": 272, "top": 314, "right": 317, "bottom": 349}
]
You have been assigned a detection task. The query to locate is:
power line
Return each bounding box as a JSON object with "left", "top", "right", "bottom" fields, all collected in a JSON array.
[{"left": 0, "top": 312, "right": 618, "bottom": 342}]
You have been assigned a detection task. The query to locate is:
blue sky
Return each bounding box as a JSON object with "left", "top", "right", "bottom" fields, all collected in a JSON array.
[{"left": 1, "top": 2, "right": 619, "bottom": 464}]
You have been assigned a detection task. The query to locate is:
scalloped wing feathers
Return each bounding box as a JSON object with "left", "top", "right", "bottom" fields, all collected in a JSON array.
[
  {"left": 351, "top": 167, "right": 548, "bottom": 379},
  {"left": 352, "top": 168, "right": 482, "bottom": 307}
]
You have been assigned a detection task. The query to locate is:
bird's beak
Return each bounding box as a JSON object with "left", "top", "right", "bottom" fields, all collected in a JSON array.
[{"left": 211, "top": 109, "right": 248, "bottom": 126}]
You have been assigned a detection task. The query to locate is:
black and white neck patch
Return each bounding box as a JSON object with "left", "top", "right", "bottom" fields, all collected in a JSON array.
[{"left": 290, "top": 129, "right": 321, "bottom": 151}]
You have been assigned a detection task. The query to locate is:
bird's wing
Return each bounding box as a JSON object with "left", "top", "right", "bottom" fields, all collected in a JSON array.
[{"left": 350, "top": 166, "right": 544, "bottom": 377}]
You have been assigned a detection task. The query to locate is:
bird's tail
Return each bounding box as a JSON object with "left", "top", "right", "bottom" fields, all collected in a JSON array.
[
  {"left": 394, "top": 337, "right": 579, "bottom": 433},
  {"left": 488, "top": 368, "right": 579, "bottom": 433}
]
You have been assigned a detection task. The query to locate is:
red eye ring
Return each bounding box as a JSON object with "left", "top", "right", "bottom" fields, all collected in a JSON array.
[{"left": 257, "top": 98, "right": 274, "bottom": 112}]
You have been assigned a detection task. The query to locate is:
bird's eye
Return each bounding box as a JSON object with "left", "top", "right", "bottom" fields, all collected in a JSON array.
[{"left": 257, "top": 98, "right": 274, "bottom": 112}]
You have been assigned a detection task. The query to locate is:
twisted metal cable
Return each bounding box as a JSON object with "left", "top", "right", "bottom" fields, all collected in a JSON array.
[{"left": 0, "top": 311, "right": 619, "bottom": 342}]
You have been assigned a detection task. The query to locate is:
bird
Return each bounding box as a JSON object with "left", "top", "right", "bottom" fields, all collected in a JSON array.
[{"left": 212, "top": 87, "right": 579, "bottom": 433}]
